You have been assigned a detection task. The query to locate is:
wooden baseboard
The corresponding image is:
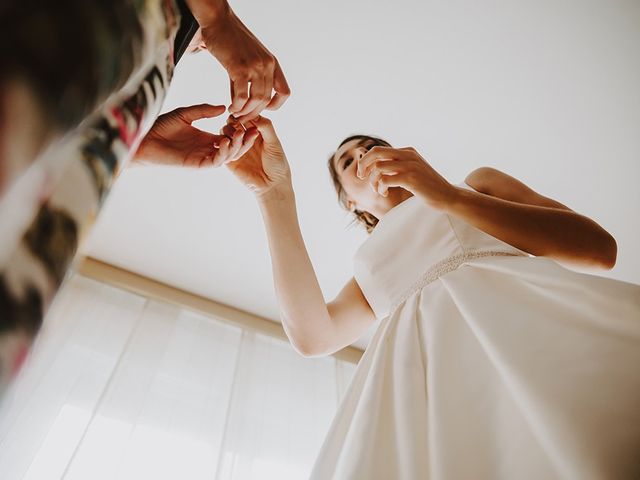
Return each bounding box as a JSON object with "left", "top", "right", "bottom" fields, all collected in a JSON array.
[{"left": 76, "top": 257, "right": 363, "bottom": 364}]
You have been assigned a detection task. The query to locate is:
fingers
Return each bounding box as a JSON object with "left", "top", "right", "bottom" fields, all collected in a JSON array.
[
  {"left": 357, "top": 146, "right": 398, "bottom": 179},
  {"left": 362, "top": 147, "right": 430, "bottom": 196},
  {"left": 235, "top": 76, "right": 276, "bottom": 122},
  {"left": 234, "top": 127, "right": 260, "bottom": 159},
  {"left": 234, "top": 77, "right": 266, "bottom": 118},
  {"left": 221, "top": 123, "right": 236, "bottom": 138},
  {"left": 216, "top": 137, "right": 231, "bottom": 165},
  {"left": 375, "top": 174, "right": 408, "bottom": 197},
  {"left": 357, "top": 146, "right": 425, "bottom": 179},
  {"left": 228, "top": 78, "right": 250, "bottom": 114},
  {"left": 212, "top": 124, "right": 259, "bottom": 166},
  {"left": 227, "top": 128, "right": 246, "bottom": 160},
  {"left": 265, "top": 62, "right": 291, "bottom": 111},
  {"left": 176, "top": 104, "right": 226, "bottom": 123},
  {"left": 368, "top": 168, "right": 385, "bottom": 195},
  {"left": 367, "top": 161, "right": 400, "bottom": 196},
  {"left": 247, "top": 116, "right": 281, "bottom": 146},
  {"left": 231, "top": 62, "right": 289, "bottom": 120}
]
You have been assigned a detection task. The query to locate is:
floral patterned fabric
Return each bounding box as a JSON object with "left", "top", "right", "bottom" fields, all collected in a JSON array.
[{"left": 0, "top": 0, "right": 182, "bottom": 394}]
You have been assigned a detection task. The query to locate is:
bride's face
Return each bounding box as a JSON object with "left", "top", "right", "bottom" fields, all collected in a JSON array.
[
  {"left": 332, "top": 138, "right": 409, "bottom": 218},
  {"left": 333, "top": 138, "right": 379, "bottom": 212}
]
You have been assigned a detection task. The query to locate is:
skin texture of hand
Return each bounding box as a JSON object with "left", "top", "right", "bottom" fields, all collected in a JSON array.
[
  {"left": 134, "top": 104, "right": 258, "bottom": 168},
  {"left": 199, "top": 9, "right": 290, "bottom": 122},
  {"left": 357, "top": 146, "right": 455, "bottom": 209},
  {"left": 224, "top": 116, "right": 292, "bottom": 198}
]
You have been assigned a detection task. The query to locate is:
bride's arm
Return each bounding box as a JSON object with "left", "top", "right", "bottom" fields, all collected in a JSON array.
[
  {"left": 454, "top": 167, "right": 617, "bottom": 269},
  {"left": 227, "top": 117, "right": 376, "bottom": 357},
  {"left": 258, "top": 187, "right": 376, "bottom": 356},
  {"left": 358, "top": 147, "right": 617, "bottom": 269}
]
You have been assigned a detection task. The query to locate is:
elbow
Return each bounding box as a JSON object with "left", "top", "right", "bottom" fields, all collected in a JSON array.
[
  {"left": 589, "top": 232, "right": 617, "bottom": 270},
  {"left": 282, "top": 315, "right": 333, "bottom": 358},
  {"left": 464, "top": 166, "right": 497, "bottom": 194},
  {"left": 599, "top": 233, "right": 617, "bottom": 270},
  {"left": 290, "top": 339, "right": 330, "bottom": 358}
]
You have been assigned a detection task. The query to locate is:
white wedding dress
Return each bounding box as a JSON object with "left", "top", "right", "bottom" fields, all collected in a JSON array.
[{"left": 310, "top": 186, "right": 640, "bottom": 479}]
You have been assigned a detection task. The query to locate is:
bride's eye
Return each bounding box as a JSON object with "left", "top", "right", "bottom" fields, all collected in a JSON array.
[{"left": 343, "top": 158, "right": 353, "bottom": 170}]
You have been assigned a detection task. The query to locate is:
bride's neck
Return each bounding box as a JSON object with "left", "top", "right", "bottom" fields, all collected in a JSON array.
[{"left": 376, "top": 188, "right": 414, "bottom": 217}]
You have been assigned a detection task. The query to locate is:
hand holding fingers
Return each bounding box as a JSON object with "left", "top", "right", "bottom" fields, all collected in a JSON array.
[
  {"left": 229, "top": 78, "right": 250, "bottom": 114},
  {"left": 233, "top": 76, "right": 266, "bottom": 118},
  {"left": 228, "top": 126, "right": 250, "bottom": 158},
  {"left": 214, "top": 123, "right": 259, "bottom": 166},
  {"left": 246, "top": 115, "right": 283, "bottom": 149},
  {"left": 235, "top": 75, "right": 273, "bottom": 121},
  {"left": 231, "top": 126, "right": 260, "bottom": 161},
  {"left": 199, "top": 8, "right": 290, "bottom": 118},
  {"left": 265, "top": 61, "right": 291, "bottom": 111}
]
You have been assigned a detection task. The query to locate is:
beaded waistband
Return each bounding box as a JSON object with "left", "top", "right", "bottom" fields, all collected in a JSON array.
[{"left": 389, "top": 250, "right": 525, "bottom": 314}]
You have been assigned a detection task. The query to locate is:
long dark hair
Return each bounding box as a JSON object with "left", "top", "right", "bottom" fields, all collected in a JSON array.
[{"left": 328, "top": 135, "right": 392, "bottom": 233}]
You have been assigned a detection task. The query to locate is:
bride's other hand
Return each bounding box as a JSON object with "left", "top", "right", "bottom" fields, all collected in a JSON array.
[
  {"left": 357, "top": 146, "right": 455, "bottom": 209},
  {"left": 225, "top": 116, "right": 292, "bottom": 199}
]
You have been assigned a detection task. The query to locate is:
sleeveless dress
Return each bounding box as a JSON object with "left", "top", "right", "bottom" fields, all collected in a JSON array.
[{"left": 310, "top": 188, "right": 640, "bottom": 479}]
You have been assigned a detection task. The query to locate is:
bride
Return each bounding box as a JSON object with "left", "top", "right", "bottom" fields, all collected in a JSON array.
[{"left": 221, "top": 116, "right": 640, "bottom": 479}]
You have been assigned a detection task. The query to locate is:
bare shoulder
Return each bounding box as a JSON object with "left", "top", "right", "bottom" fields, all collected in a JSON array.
[{"left": 465, "top": 167, "right": 572, "bottom": 211}]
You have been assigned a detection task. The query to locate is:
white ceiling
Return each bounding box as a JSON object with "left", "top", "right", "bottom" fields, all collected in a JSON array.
[{"left": 84, "top": 0, "right": 640, "bottom": 351}]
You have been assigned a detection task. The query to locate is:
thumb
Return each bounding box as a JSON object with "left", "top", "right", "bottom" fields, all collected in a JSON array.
[
  {"left": 175, "top": 104, "right": 226, "bottom": 123},
  {"left": 249, "top": 116, "right": 281, "bottom": 147}
]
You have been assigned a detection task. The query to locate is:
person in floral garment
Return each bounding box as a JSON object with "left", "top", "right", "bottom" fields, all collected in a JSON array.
[{"left": 0, "top": 0, "right": 288, "bottom": 395}]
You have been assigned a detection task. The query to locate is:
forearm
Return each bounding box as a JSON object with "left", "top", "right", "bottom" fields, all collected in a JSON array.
[
  {"left": 444, "top": 187, "right": 617, "bottom": 268},
  {"left": 184, "top": 0, "right": 230, "bottom": 27},
  {"left": 257, "top": 186, "right": 333, "bottom": 355}
]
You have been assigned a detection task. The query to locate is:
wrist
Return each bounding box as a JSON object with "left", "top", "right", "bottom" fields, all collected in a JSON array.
[
  {"left": 440, "top": 185, "right": 470, "bottom": 213},
  {"left": 131, "top": 138, "right": 160, "bottom": 166},
  {"left": 257, "top": 182, "right": 295, "bottom": 205},
  {"left": 185, "top": 0, "right": 231, "bottom": 28},
  {"left": 131, "top": 141, "right": 150, "bottom": 166}
]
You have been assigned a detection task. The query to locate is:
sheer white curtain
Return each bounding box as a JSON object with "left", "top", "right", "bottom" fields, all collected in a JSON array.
[{"left": 0, "top": 274, "right": 355, "bottom": 480}]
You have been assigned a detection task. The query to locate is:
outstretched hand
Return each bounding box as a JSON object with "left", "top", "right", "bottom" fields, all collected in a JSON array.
[
  {"left": 223, "top": 116, "right": 291, "bottom": 198},
  {"left": 134, "top": 104, "right": 259, "bottom": 168}
]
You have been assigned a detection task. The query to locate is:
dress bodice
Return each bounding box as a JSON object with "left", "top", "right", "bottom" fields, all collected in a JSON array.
[{"left": 353, "top": 187, "right": 526, "bottom": 318}]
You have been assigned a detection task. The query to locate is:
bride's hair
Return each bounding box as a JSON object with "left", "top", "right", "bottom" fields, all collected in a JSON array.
[{"left": 328, "top": 135, "right": 391, "bottom": 234}]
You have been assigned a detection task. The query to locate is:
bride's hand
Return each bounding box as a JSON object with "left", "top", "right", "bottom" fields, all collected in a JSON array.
[
  {"left": 356, "top": 146, "right": 456, "bottom": 209},
  {"left": 224, "top": 116, "right": 292, "bottom": 198}
]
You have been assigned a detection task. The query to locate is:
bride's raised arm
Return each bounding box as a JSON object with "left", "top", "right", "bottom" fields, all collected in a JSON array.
[
  {"left": 357, "top": 147, "right": 617, "bottom": 269},
  {"left": 225, "top": 116, "right": 376, "bottom": 356}
]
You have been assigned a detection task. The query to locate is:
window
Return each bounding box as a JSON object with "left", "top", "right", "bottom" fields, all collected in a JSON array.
[{"left": 0, "top": 275, "right": 355, "bottom": 479}]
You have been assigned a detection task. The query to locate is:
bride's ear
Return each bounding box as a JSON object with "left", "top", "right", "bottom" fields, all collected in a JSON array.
[{"left": 347, "top": 200, "right": 356, "bottom": 212}]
